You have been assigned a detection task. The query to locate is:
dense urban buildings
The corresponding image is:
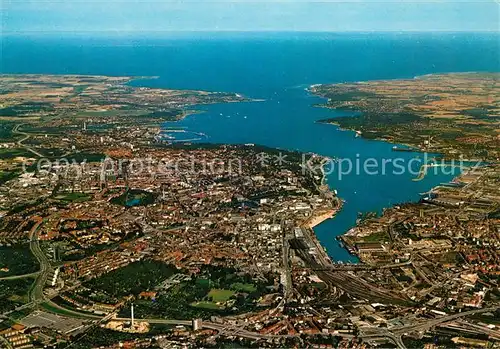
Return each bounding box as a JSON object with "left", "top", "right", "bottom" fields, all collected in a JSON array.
[{"left": 0, "top": 74, "right": 498, "bottom": 349}]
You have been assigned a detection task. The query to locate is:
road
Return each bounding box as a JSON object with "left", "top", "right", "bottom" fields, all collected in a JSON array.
[
  {"left": 0, "top": 271, "right": 40, "bottom": 281},
  {"left": 294, "top": 230, "right": 412, "bottom": 306},
  {"left": 114, "top": 317, "right": 274, "bottom": 340},
  {"left": 115, "top": 317, "right": 353, "bottom": 341},
  {"left": 28, "top": 220, "right": 51, "bottom": 303},
  {"left": 24, "top": 219, "right": 107, "bottom": 320},
  {"left": 281, "top": 227, "right": 292, "bottom": 300},
  {"left": 392, "top": 306, "right": 500, "bottom": 335},
  {"left": 21, "top": 207, "right": 496, "bottom": 345},
  {"left": 360, "top": 306, "right": 500, "bottom": 349},
  {"left": 360, "top": 332, "right": 406, "bottom": 349},
  {"left": 12, "top": 124, "right": 44, "bottom": 157},
  {"left": 312, "top": 259, "right": 412, "bottom": 272},
  {"left": 453, "top": 319, "right": 500, "bottom": 340},
  {"left": 21, "top": 218, "right": 279, "bottom": 339},
  {"left": 0, "top": 335, "right": 13, "bottom": 349},
  {"left": 416, "top": 270, "right": 463, "bottom": 299}
]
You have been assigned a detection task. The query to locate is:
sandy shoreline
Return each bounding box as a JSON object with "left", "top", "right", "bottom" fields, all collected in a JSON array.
[{"left": 303, "top": 209, "right": 337, "bottom": 229}]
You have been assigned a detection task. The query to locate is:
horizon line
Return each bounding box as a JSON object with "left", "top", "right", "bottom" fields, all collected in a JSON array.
[{"left": 3, "top": 29, "right": 499, "bottom": 35}]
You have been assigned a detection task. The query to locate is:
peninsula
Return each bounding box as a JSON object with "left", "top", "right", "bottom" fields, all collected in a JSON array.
[
  {"left": 311, "top": 72, "right": 499, "bottom": 160},
  {"left": 0, "top": 74, "right": 247, "bottom": 124}
]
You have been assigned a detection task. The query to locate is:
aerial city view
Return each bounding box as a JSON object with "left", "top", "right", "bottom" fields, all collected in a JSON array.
[{"left": 0, "top": 1, "right": 499, "bottom": 348}]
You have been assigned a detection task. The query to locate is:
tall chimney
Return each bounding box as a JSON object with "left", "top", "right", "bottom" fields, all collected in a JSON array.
[{"left": 131, "top": 303, "right": 135, "bottom": 327}]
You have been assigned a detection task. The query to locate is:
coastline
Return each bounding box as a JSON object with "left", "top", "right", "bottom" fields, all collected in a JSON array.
[
  {"left": 306, "top": 73, "right": 500, "bottom": 162},
  {"left": 336, "top": 163, "right": 472, "bottom": 259},
  {"left": 305, "top": 81, "right": 471, "bottom": 263},
  {"left": 303, "top": 209, "right": 337, "bottom": 229},
  {"left": 306, "top": 156, "right": 345, "bottom": 262},
  {"left": 178, "top": 97, "right": 265, "bottom": 121},
  {"left": 145, "top": 77, "right": 477, "bottom": 265}
]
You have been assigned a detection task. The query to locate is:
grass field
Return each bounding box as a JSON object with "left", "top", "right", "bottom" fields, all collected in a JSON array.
[
  {"left": 190, "top": 288, "right": 236, "bottom": 310},
  {"left": 0, "top": 279, "right": 33, "bottom": 313},
  {"left": 40, "top": 301, "right": 97, "bottom": 318},
  {"left": 362, "top": 231, "right": 390, "bottom": 242},
  {"left": 0, "top": 170, "right": 21, "bottom": 185},
  {"left": 230, "top": 283, "right": 257, "bottom": 292},
  {"left": 39, "top": 302, "right": 70, "bottom": 315},
  {"left": 207, "top": 289, "right": 235, "bottom": 302},
  {"left": 53, "top": 192, "right": 91, "bottom": 203},
  {"left": 0, "top": 148, "right": 34, "bottom": 159},
  {"left": 190, "top": 301, "right": 222, "bottom": 310},
  {"left": 74, "top": 110, "right": 146, "bottom": 118},
  {"left": 0, "top": 244, "right": 39, "bottom": 277}
]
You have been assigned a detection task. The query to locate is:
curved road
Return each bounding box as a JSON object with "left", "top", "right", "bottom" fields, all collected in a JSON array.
[
  {"left": 28, "top": 221, "right": 50, "bottom": 303},
  {"left": 12, "top": 124, "right": 43, "bottom": 157},
  {"left": 0, "top": 271, "right": 40, "bottom": 281},
  {"left": 360, "top": 306, "right": 500, "bottom": 349}
]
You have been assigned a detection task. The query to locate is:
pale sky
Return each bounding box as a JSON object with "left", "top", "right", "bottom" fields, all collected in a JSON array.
[{"left": 2, "top": 0, "right": 499, "bottom": 33}]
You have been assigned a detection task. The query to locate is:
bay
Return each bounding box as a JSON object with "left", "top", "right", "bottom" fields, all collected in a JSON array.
[{"left": 2, "top": 32, "right": 499, "bottom": 261}]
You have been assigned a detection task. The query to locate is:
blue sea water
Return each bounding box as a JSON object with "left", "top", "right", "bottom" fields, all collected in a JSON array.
[{"left": 2, "top": 32, "right": 499, "bottom": 261}]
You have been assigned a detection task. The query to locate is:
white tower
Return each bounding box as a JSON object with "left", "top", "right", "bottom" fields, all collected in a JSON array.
[
  {"left": 131, "top": 303, "right": 135, "bottom": 327},
  {"left": 192, "top": 318, "right": 201, "bottom": 331}
]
